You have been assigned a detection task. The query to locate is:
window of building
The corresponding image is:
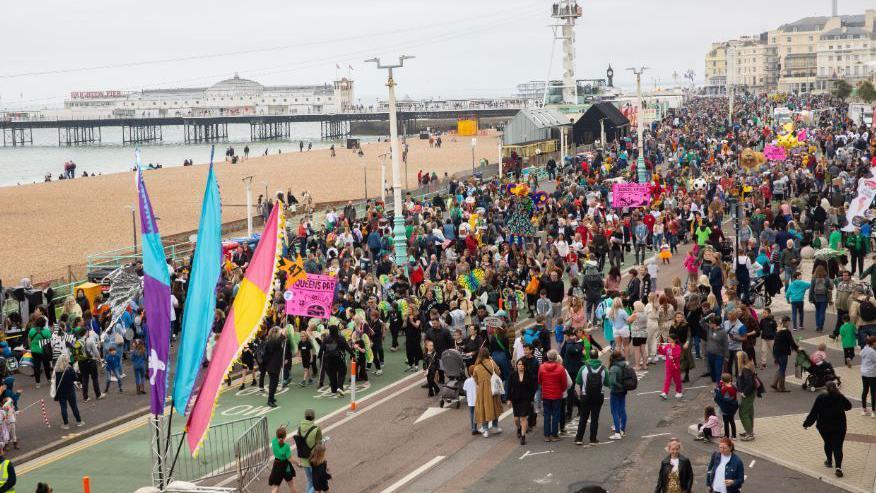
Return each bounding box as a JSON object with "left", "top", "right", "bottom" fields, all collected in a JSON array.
[
  {"left": 808, "top": 46, "right": 813, "bottom": 52},
  {"left": 809, "top": 35, "right": 813, "bottom": 41},
  {"left": 787, "top": 36, "right": 791, "bottom": 42}
]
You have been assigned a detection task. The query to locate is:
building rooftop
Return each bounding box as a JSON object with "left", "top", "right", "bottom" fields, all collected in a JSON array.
[
  {"left": 821, "top": 26, "right": 874, "bottom": 38},
  {"left": 517, "top": 108, "right": 571, "bottom": 129},
  {"left": 778, "top": 14, "right": 865, "bottom": 32}
]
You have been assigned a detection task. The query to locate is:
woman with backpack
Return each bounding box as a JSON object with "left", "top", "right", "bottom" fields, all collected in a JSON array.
[
  {"left": 736, "top": 352, "right": 759, "bottom": 441},
  {"left": 607, "top": 351, "right": 633, "bottom": 440},
  {"left": 318, "top": 326, "right": 354, "bottom": 398},
  {"left": 27, "top": 316, "right": 52, "bottom": 388},
  {"left": 809, "top": 266, "right": 833, "bottom": 333}
]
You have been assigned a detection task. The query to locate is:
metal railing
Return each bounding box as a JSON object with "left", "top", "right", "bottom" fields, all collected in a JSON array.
[
  {"left": 165, "top": 416, "right": 266, "bottom": 485},
  {"left": 234, "top": 416, "right": 271, "bottom": 492}
]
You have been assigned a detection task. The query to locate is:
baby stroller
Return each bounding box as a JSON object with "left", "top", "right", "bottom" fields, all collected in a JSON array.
[
  {"left": 718, "top": 240, "right": 734, "bottom": 262},
  {"left": 796, "top": 349, "right": 841, "bottom": 391},
  {"left": 438, "top": 349, "right": 468, "bottom": 408}
]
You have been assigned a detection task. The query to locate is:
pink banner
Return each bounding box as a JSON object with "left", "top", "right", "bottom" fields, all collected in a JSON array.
[
  {"left": 285, "top": 274, "right": 337, "bottom": 319},
  {"left": 763, "top": 144, "right": 786, "bottom": 162},
  {"left": 611, "top": 183, "right": 651, "bottom": 208}
]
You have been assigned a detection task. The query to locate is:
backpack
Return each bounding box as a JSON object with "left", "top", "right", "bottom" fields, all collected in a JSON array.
[
  {"left": 72, "top": 340, "right": 92, "bottom": 363},
  {"left": 620, "top": 364, "right": 638, "bottom": 391},
  {"left": 323, "top": 339, "right": 340, "bottom": 358},
  {"left": 583, "top": 365, "right": 604, "bottom": 397},
  {"left": 812, "top": 278, "right": 828, "bottom": 297},
  {"left": 525, "top": 276, "right": 540, "bottom": 296},
  {"left": 293, "top": 425, "right": 317, "bottom": 459},
  {"left": 861, "top": 299, "right": 876, "bottom": 321}
]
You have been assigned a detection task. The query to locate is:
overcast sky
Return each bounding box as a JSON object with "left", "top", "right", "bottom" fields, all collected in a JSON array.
[{"left": 1, "top": 0, "right": 872, "bottom": 109}]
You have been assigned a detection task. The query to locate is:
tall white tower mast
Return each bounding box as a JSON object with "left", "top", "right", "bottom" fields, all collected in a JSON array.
[{"left": 550, "top": 1, "right": 582, "bottom": 105}]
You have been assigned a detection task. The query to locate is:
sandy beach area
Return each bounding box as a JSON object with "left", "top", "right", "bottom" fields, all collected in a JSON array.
[{"left": 0, "top": 133, "right": 499, "bottom": 285}]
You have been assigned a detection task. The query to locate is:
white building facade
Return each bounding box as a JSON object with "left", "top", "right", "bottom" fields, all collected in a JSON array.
[
  {"left": 705, "top": 9, "right": 875, "bottom": 94},
  {"left": 62, "top": 74, "right": 355, "bottom": 118}
]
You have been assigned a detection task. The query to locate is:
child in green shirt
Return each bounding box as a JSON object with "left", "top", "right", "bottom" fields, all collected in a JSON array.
[{"left": 838, "top": 314, "right": 857, "bottom": 368}]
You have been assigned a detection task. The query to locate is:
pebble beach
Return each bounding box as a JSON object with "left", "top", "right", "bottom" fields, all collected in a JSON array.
[{"left": 0, "top": 133, "right": 500, "bottom": 285}]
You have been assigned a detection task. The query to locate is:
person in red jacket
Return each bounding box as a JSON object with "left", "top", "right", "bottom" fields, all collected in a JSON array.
[{"left": 538, "top": 350, "right": 568, "bottom": 441}]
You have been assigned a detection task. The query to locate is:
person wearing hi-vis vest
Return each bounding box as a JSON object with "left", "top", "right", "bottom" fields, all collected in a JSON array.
[{"left": 0, "top": 453, "right": 16, "bottom": 492}]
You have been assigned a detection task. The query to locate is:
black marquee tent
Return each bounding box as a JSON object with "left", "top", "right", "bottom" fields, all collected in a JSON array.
[{"left": 572, "top": 102, "right": 629, "bottom": 146}]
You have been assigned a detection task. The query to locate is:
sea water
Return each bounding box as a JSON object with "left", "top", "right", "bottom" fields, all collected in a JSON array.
[{"left": 0, "top": 122, "right": 365, "bottom": 187}]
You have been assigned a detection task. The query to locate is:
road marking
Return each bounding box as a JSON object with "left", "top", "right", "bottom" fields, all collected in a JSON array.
[
  {"left": 379, "top": 455, "right": 445, "bottom": 493},
  {"left": 414, "top": 406, "right": 451, "bottom": 424},
  {"left": 750, "top": 460, "right": 756, "bottom": 468},
  {"left": 20, "top": 369, "right": 422, "bottom": 478},
  {"left": 499, "top": 408, "right": 514, "bottom": 421},
  {"left": 641, "top": 432, "right": 671, "bottom": 439},
  {"left": 533, "top": 472, "right": 554, "bottom": 485},
  {"left": 519, "top": 450, "right": 553, "bottom": 460},
  {"left": 637, "top": 385, "right": 708, "bottom": 396}
]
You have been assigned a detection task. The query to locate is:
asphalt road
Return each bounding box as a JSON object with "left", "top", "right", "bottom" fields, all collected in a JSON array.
[{"left": 249, "top": 243, "right": 855, "bottom": 493}]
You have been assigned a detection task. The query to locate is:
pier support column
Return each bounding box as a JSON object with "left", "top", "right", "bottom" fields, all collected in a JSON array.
[
  {"left": 2, "top": 127, "right": 32, "bottom": 147},
  {"left": 58, "top": 125, "right": 101, "bottom": 146}
]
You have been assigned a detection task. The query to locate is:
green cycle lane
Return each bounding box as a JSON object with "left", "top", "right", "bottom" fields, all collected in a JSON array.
[{"left": 18, "top": 348, "right": 415, "bottom": 493}]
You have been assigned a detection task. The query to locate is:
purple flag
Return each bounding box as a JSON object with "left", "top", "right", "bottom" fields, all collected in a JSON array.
[{"left": 136, "top": 153, "right": 172, "bottom": 415}]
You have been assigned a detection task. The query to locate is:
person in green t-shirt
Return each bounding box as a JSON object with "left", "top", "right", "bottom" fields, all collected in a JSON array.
[
  {"left": 27, "top": 317, "right": 53, "bottom": 388},
  {"left": 694, "top": 224, "right": 712, "bottom": 247},
  {"left": 838, "top": 314, "right": 857, "bottom": 368},
  {"left": 268, "top": 426, "right": 296, "bottom": 492}
]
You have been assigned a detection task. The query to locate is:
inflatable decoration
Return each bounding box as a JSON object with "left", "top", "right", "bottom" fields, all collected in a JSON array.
[
  {"left": 739, "top": 148, "right": 766, "bottom": 169},
  {"left": 509, "top": 183, "right": 531, "bottom": 197},
  {"left": 531, "top": 191, "right": 549, "bottom": 207},
  {"left": 457, "top": 268, "right": 485, "bottom": 292}
]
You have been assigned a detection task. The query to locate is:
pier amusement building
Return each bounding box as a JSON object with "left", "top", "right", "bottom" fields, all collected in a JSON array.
[{"left": 63, "top": 73, "right": 355, "bottom": 118}]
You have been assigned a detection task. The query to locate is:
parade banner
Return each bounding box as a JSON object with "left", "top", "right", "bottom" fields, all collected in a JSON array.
[
  {"left": 172, "top": 148, "right": 222, "bottom": 416},
  {"left": 611, "top": 183, "right": 651, "bottom": 208},
  {"left": 186, "top": 202, "right": 284, "bottom": 455},
  {"left": 285, "top": 274, "right": 336, "bottom": 319},
  {"left": 135, "top": 151, "right": 171, "bottom": 416},
  {"left": 763, "top": 144, "right": 786, "bottom": 161},
  {"left": 843, "top": 168, "right": 876, "bottom": 232}
]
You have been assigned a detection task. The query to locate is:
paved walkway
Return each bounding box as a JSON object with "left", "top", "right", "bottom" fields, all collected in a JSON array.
[{"left": 732, "top": 412, "right": 876, "bottom": 493}]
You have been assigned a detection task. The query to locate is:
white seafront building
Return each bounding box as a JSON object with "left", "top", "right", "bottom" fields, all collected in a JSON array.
[
  {"left": 59, "top": 73, "right": 355, "bottom": 119},
  {"left": 704, "top": 9, "right": 875, "bottom": 95}
]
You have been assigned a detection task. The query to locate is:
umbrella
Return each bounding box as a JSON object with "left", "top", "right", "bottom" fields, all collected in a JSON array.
[{"left": 813, "top": 248, "right": 846, "bottom": 261}]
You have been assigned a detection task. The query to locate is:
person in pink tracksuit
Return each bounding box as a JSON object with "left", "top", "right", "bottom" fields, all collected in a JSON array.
[{"left": 658, "top": 334, "right": 683, "bottom": 399}]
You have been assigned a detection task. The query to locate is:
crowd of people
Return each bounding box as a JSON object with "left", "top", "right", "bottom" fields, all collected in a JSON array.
[{"left": 3, "top": 88, "right": 875, "bottom": 492}]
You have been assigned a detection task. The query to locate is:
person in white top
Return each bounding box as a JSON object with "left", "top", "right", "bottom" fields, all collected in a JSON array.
[{"left": 463, "top": 375, "right": 478, "bottom": 435}]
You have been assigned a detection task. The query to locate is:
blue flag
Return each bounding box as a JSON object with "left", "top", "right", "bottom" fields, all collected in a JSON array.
[{"left": 172, "top": 147, "right": 222, "bottom": 415}]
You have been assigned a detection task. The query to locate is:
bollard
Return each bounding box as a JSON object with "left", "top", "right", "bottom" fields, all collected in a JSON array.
[
  {"left": 40, "top": 399, "right": 50, "bottom": 428},
  {"left": 350, "top": 360, "right": 357, "bottom": 412},
  {"left": 83, "top": 476, "right": 91, "bottom": 493}
]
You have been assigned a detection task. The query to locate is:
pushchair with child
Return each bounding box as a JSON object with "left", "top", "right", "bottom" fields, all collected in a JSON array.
[
  {"left": 796, "top": 349, "right": 841, "bottom": 391},
  {"left": 438, "top": 349, "right": 468, "bottom": 408}
]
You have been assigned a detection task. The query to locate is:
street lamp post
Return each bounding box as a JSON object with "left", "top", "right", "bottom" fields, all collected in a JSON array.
[
  {"left": 471, "top": 138, "right": 477, "bottom": 174},
  {"left": 627, "top": 66, "right": 650, "bottom": 183},
  {"left": 242, "top": 176, "right": 253, "bottom": 239},
  {"left": 363, "top": 164, "right": 368, "bottom": 201},
  {"left": 366, "top": 55, "right": 414, "bottom": 270},
  {"left": 126, "top": 205, "right": 138, "bottom": 256},
  {"left": 379, "top": 152, "right": 389, "bottom": 204}
]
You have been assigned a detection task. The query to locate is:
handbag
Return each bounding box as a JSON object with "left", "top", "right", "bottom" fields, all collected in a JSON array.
[
  {"left": 50, "top": 370, "right": 61, "bottom": 401},
  {"left": 485, "top": 363, "right": 504, "bottom": 396}
]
